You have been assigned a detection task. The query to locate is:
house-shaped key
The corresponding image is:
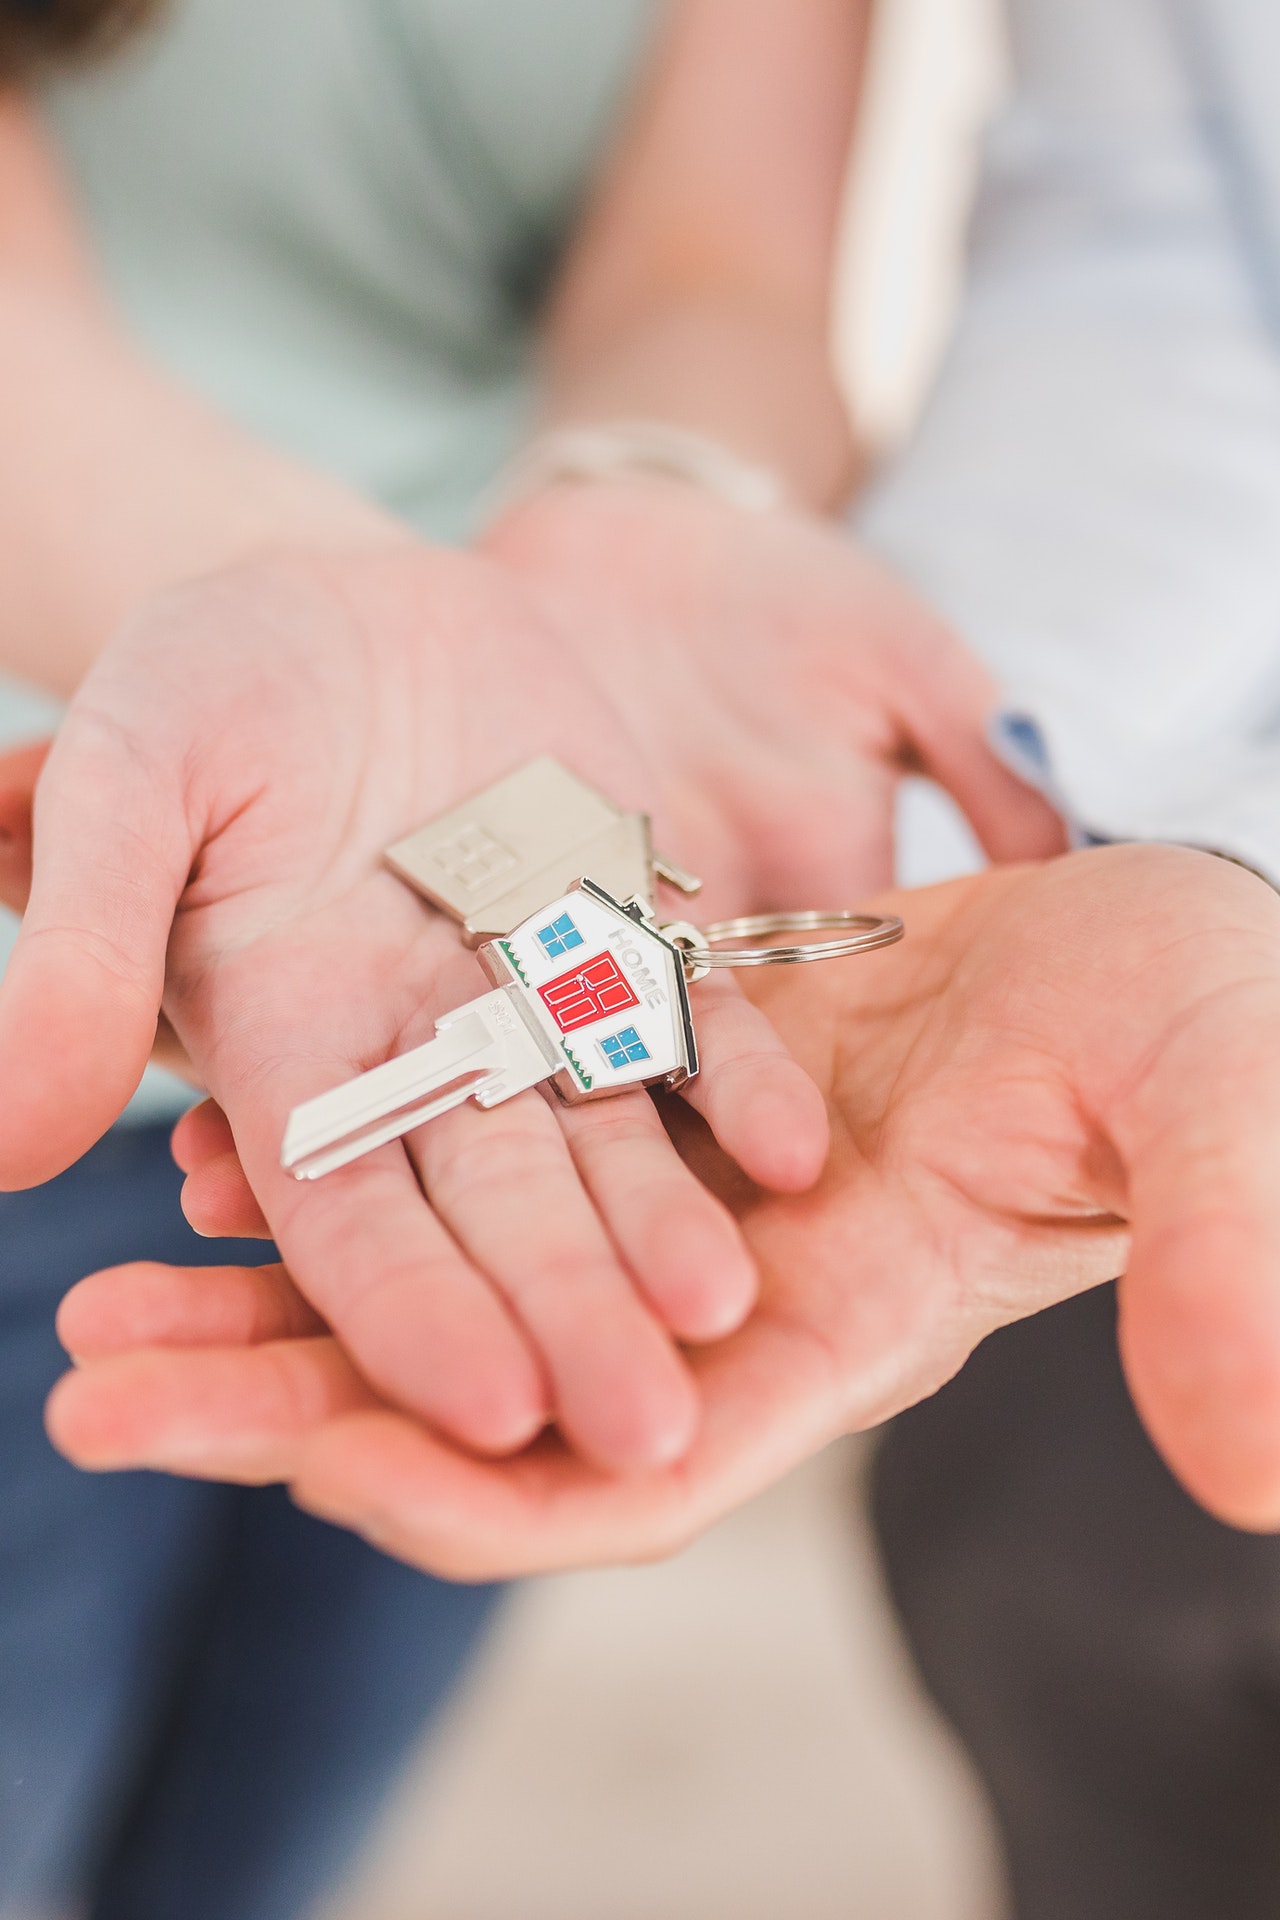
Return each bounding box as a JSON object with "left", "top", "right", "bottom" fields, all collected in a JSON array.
[{"left": 281, "top": 878, "right": 698, "bottom": 1178}]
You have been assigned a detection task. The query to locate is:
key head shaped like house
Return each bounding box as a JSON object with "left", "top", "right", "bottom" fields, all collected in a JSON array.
[
  {"left": 385, "top": 757, "right": 655, "bottom": 943},
  {"left": 478, "top": 878, "right": 697, "bottom": 1103}
]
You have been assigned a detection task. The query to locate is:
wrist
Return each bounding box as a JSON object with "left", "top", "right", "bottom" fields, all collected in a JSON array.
[{"left": 482, "top": 419, "right": 794, "bottom": 530}]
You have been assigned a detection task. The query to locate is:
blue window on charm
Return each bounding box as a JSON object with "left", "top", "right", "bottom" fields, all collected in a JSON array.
[
  {"left": 600, "top": 1027, "right": 651, "bottom": 1070},
  {"left": 537, "top": 912, "right": 585, "bottom": 960}
]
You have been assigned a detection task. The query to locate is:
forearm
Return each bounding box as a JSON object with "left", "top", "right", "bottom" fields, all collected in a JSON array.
[
  {"left": 0, "top": 98, "right": 400, "bottom": 696},
  {"left": 539, "top": 298, "right": 857, "bottom": 511},
  {"left": 534, "top": 0, "right": 872, "bottom": 512},
  {"left": 0, "top": 290, "right": 399, "bottom": 694}
]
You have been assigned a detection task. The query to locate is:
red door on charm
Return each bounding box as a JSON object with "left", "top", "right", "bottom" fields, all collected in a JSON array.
[{"left": 539, "top": 952, "right": 640, "bottom": 1035}]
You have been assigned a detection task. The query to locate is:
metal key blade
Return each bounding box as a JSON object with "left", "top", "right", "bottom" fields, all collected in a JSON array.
[{"left": 281, "top": 989, "right": 554, "bottom": 1181}]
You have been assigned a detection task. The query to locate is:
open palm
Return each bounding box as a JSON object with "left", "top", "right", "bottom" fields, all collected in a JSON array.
[
  {"left": 484, "top": 480, "right": 1064, "bottom": 900},
  {"left": 0, "top": 546, "right": 844, "bottom": 1473},
  {"left": 51, "top": 844, "right": 1280, "bottom": 1566}
]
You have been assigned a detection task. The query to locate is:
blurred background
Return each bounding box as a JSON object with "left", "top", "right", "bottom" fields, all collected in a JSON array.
[{"left": 318, "top": 2, "right": 1011, "bottom": 1914}]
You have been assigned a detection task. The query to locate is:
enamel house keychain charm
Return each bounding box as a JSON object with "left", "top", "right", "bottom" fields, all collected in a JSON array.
[{"left": 281, "top": 759, "right": 903, "bottom": 1181}]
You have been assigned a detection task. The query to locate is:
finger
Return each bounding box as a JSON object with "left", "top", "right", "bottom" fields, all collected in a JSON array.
[
  {"left": 36, "top": 1290, "right": 841, "bottom": 1575},
  {"left": 679, "top": 973, "right": 828, "bottom": 1192},
  {"left": 296, "top": 1411, "right": 670, "bottom": 1579},
  {"left": 288, "top": 1304, "right": 840, "bottom": 1579},
  {"left": 0, "top": 715, "right": 193, "bottom": 1187},
  {"left": 182, "top": 1152, "right": 273, "bottom": 1239},
  {"left": 919, "top": 730, "right": 1067, "bottom": 865},
  {"left": 45, "top": 1338, "right": 374, "bottom": 1482},
  {"left": 173, "top": 1100, "right": 272, "bottom": 1237},
  {"left": 409, "top": 1090, "right": 701, "bottom": 1473},
  {"left": 883, "top": 620, "right": 1068, "bottom": 862},
  {"left": 203, "top": 961, "right": 564, "bottom": 1462},
  {"left": 261, "top": 1141, "right": 553, "bottom": 1459},
  {"left": 0, "top": 736, "right": 46, "bottom": 916},
  {"left": 1115, "top": 980, "right": 1280, "bottom": 1531},
  {"left": 554, "top": 1091, "right": 757, "bottom": 1341},
  {"left": 58, "top": 1259, "right": 325, "bottom": 1356},
  {"left": 171, "top": 1098, "right": 236, "bottom": 1173}
]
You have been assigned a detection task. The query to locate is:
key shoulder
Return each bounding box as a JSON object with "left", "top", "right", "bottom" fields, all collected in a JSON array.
[{"left": 385, "top": 758, "right": 655, "bottom": 943}]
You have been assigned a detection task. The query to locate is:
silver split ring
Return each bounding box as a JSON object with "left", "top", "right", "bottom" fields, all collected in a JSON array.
[{"left": 666, "top": 909, "right": 904, "bottom": 974}]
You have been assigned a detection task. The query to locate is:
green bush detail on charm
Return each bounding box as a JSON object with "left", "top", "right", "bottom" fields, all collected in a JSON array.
[
  {"left": 499, "top": 939, "right": 530, "bottom": 987},
  {"left": 560, "top": 1042, "right": 594, "bottom": 1091}
]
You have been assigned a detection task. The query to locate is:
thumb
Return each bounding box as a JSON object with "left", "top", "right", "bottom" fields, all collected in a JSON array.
[
  {"left": 1115, "top": 980, "right": 1280, "bottom": 1531},
  {"left": 0, "top": 716, "right": 193, "bottom": 1188}
]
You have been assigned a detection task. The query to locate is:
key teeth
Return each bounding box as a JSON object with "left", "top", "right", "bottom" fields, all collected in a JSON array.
[
  {"left": 280, "top": 1114, "right": 343, "bottom": 1180},
  {"left": 472, "top": 1081, "right": 508, "bottom": 1109},
  {"left": 281, "top": 1116, "right": 324, "bottom": 1178}
]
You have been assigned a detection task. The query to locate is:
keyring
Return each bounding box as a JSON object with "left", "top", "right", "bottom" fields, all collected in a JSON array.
[{"left": 664, "top": 909, "right": 904, "bottom": 974}]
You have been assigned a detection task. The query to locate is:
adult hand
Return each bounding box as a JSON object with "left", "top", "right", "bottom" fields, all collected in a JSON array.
[
  {"left": 49, "top": 846, "right": 1280, "bottom": 1566},
  {"left": 0, "top": 546, "right": 833, "bottom": 1474},
  {"left": 483, "top": 479, "right": 1065, "bottom": 900}
]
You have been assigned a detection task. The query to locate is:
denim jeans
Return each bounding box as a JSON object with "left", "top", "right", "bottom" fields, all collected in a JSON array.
[{"left": 0, "top": 1124, "right": 501, "bottom": 1920}]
